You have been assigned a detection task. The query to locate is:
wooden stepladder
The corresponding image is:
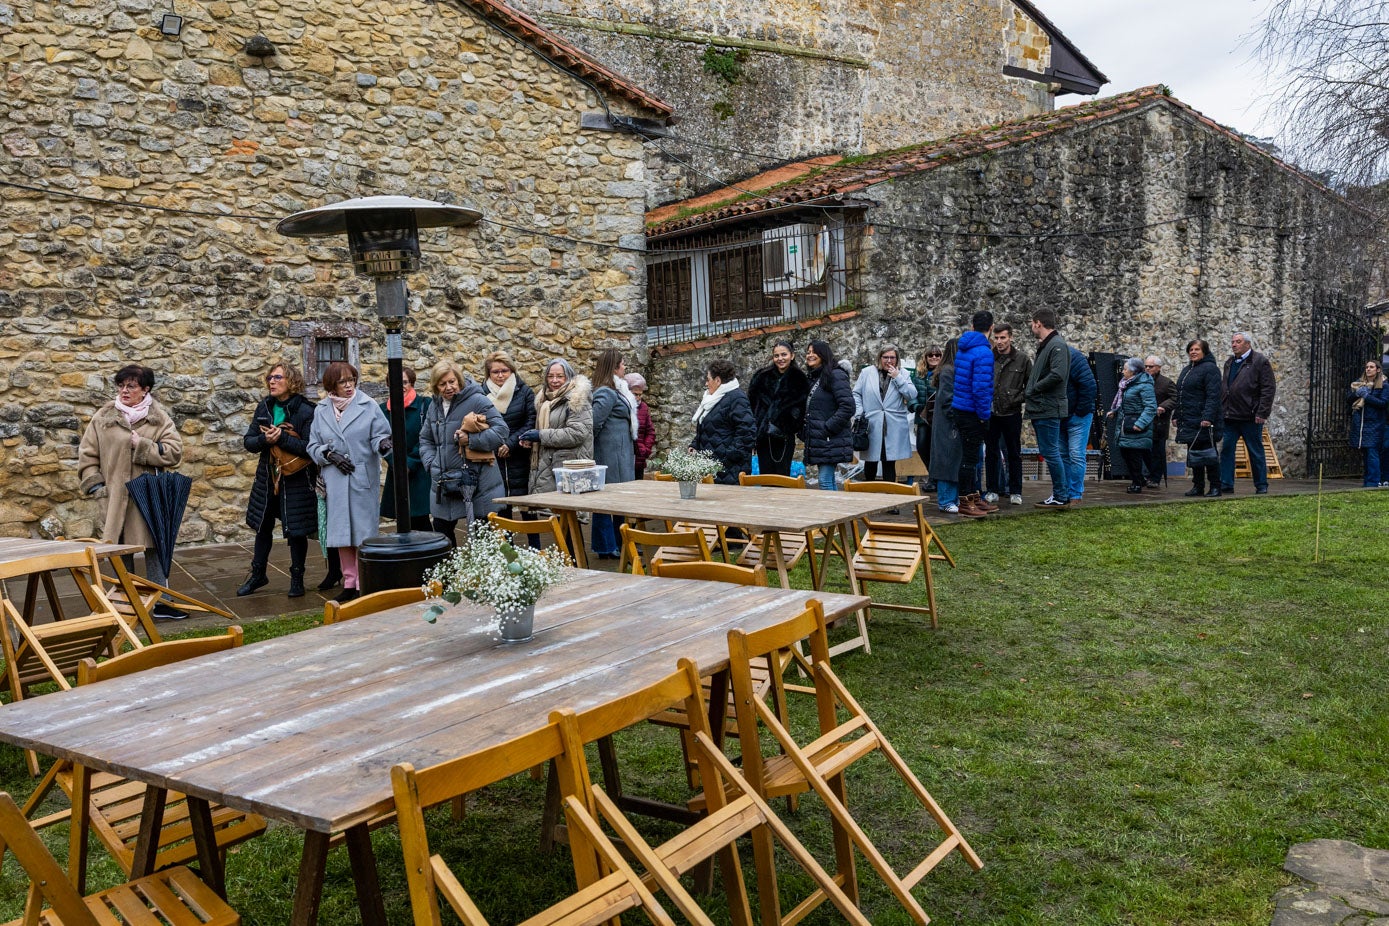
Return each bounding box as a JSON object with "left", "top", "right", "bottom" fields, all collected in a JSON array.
[{"left": 1233, "top": 429, "right": 1284, "bottom": 479}]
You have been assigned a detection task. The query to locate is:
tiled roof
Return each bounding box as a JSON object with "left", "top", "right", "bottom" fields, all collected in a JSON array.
[
  {"left": 453, "top": 0, "right": 673, "bottom": 119},
  {"left": 646, "top": 86, "right": 1332, "bottom": 237}
]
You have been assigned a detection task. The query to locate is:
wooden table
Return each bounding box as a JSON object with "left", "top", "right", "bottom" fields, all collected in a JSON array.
[
  {"left": 0, "top": 568, "right": 868, "bottom": 926},
  {"left": 506, "top": 481, "right": 927, "bottom": 654},
  {"left": 0, "top": 537, "right": 158, "bottom": 640}
]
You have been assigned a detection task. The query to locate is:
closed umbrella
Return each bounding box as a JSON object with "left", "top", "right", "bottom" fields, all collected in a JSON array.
[{"left": 125, "top": 471, "right": 192, "bottom": 580}]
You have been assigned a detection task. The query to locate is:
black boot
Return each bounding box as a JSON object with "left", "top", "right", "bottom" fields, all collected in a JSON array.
[
  {"left": 318, "top": 548, "right": 342, "bottom": 590},
  {"left": 236, "top": 565, "right": 269, "bottom": 597},
  {"left": 288, "top": 567, "right": 305, "bottom": 599}
]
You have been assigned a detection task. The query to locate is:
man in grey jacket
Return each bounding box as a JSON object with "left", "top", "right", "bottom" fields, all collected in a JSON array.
[{"left": 1025, "top": 308, "right": 1071, "bottom": 508}]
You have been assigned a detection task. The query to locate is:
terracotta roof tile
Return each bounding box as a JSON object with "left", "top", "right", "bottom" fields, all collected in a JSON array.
[
  {"left": 646, "top": 86, "right": 1336, "bottom": 237},
  {"left": 452, "top": 0, "right": 672, "bottom": 119}
]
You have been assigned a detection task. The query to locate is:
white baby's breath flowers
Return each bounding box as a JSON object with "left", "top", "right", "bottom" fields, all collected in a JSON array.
[
  {"left": 421, "top": 521, "right": 570, "bottom": 624},
  {"left": 658, "top": 446, "right": 723, "bottom": 482}
]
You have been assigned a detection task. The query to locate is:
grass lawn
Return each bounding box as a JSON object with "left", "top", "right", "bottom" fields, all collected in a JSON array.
[{"left": 1, "top": 490, "right": 1386, "bottom": 924}]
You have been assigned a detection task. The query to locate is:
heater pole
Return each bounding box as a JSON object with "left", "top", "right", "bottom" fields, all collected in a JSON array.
[{"left": 377, "top": 278, "right": 413, "bottom": 535}]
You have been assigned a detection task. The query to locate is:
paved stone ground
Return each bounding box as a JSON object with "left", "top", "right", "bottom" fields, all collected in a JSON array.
[{"left": 1274, "top": 840, "right": 1389, "bottom": 926}]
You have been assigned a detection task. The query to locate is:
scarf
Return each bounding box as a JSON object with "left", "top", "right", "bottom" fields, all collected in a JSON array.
[
  {"left": 114, "top": 394, "right": 152, "bottom": 427},
  {"left": 538, "top": 380, "right": 573, "bottom": 431},
  {"left": 330, "top": 393, "right": 354, "bottom": 419},
  {"left": 1109, "top": 376, "right": 1132, "bottom": 414},
  {"left": 1351, "top": 375, "right": 1384, "bottom": 411},
  {"left": 487, "top": 374, "right": 517, "bottom": 414},
  {"left": 386, "top": 386, "right": 416, "bottom": 412},
  {"left": 692, "top": 378, "right": 740, "bottom": 427},
  {"left": 613, "top": 375, "right": 639, "bottom": 439}
]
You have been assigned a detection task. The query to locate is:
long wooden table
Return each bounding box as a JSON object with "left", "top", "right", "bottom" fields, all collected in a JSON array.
[
  {"left": 506, "top": 481, "right": 929, "bottom": 654},
  {"left": 0, "top": 537, "right": 159, "bottom": 639},
  {"left": 0, "top": 568, "right": 868, "bottom": 926}
]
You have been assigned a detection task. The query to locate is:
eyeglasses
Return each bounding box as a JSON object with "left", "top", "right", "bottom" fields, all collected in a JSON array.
[
  {"left": 266, "top": 373, "right": 286, "bottom": 382},
  {"left": 881, "top": 355, "right": 898, "bottom": 361},
  {"left": 1143, "top": 364, "right": 1158, "bottom": 369},
  {"left": 927, "top": 353, "right": 942, "bottom": 358},
  {"left": 116, "top": 383, "right": 143, "bottom": 392},
  {"left": 338, "top": 380, "right": 357, "bottom": 387}
]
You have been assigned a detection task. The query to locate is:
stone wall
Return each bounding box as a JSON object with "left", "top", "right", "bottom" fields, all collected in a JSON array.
[
  {"left": 511, "top": 0, "right": 1056, "bottom": 205},
  {"left": 0, "top": 0, "right": 654, "bottom": 540},
  {"left": 644, "top": 103, "right": 1371, "bottom": 476}
]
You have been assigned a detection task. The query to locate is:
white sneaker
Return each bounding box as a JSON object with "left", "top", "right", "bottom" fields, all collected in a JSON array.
[
  {"left": 983, "top": 492, "right": 999, "bottom": 504},
  {"left": 940, "top": 503, "right": 959, "bottom": 514},
  {"left": 1009, "top": 494, "right": 1023, "bottom": 506}
]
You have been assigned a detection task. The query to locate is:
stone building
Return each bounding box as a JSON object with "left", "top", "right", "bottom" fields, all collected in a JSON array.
[
  {"left": 507, "top": 0, "right": 1105, "bottom": 204},
  {"left": 0, "top": 0, "right": 670, "bottom": 540},
  {"left": 642, "top": 87, "right": 1374, "bottom": 476}
]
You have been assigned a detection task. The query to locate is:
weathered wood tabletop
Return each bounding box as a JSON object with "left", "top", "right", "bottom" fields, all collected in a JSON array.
[
  {"left": 0, "top": 569, "right": 867, "bottom": 835},
  {"left": 0, "top": 537, "right": 143, "bottom": 567},
  {"left": 0, "top": 537, "right": 151, "bottom": 633}
]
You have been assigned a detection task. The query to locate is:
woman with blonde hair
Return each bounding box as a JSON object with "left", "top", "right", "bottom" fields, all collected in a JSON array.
[
  {"left": 482, "top": 350, "right": 537, "bottom": 514},
  {"left": 238, "top": 360, "right": 318, "bottom": 599},
  {"left": 1349, "top": 359, "right": 1387, "bottom": 487},
  {"left": 418, "top": 359, "right": 509, "bottom": 546}
]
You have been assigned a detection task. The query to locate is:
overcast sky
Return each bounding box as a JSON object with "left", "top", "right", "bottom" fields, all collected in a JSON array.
[{"left": 1039, "top": 0, "right": 1283, "bottom": 141}]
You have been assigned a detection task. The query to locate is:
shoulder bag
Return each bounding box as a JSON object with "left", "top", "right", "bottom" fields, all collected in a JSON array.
[{"left": 1186, "top": 426, "right": 1218, "bottom": 467}]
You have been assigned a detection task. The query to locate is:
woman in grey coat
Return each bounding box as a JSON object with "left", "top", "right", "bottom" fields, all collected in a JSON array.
[
  {"left": 518, "top": 360, "right": 593, "bottom": 494},
  {"left": 306, "top": 361, "right": 392, "bottom": 603},
  {"left": 418, "top": 360, "right": 509, "bottom": 547},
  {"left": 929, "top": 339, "right": 967, "bottom": 515},
  {"left": 853, "top": 344, "right": 917, "bottom": 483},
  {"left": 588, "top": 348, "right": 638, "bottom": 559}
]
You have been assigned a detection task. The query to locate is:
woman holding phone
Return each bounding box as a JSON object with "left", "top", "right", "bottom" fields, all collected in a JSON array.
[{"left": 238, "top": 361, "right": 319, "bottom": 599}]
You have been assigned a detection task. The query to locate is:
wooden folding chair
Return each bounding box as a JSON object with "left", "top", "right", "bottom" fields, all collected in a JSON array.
[
  {"left": 64, "top": 538, "right": 235, "bottom": 643},
  {"left": 392, "top": 720, "right": 711, "bottom": 926},
  {"left": 10, "top": 629, "right": 268, "bottom": 892},
  {"left": 649, "top": 473, "right": 734, "bottom": 560},
  {"left": 0, "top": 549, "right": 145, "bottom": 775},
  {"left": 728, "top": 600, "right": 983, "bottom": 925},
  {"left": 0, "top": 790, "right": 240, "bottom": 926},
  {"left": 735, "top": 473, "right": 813, "bottom": 575},
  {"left": 843, "top": 480, "right": 956, "bottom": 630},
  {"left": 618, "top": 524, "right": 711, "bottom": 576},
  {"left": 323, "top": 585, "right": 426, "bottom": 624},
  {"left": 487, "top": 512, "right": 574, "bottom": 563},
  {"left": 555, "top": 659, "right": 871, "bottom": 926}
]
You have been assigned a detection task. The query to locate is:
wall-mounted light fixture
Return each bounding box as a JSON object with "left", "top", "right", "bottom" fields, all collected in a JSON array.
[{"left": 159, "top": 13, "right": 183, "bottom": 36}]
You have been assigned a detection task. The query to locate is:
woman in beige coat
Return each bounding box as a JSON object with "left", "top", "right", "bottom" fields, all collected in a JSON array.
[{"left": 77, "top": 364, "right": 185, "bottom": 618}]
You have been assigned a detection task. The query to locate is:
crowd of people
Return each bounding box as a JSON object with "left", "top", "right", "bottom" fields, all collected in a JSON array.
[{"left": 76, "top": 325, "right": 1381, "bottom": 606}]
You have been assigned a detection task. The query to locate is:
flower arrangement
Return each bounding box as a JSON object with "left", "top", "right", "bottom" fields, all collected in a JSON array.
[
  {"left": 657, "top": 446, "right": 723, "bottom": 483},
  {"left": 421, "top": 520, "right": 571, "bottom": 626}
]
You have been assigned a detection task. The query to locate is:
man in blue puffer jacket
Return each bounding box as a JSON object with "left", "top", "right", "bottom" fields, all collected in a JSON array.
[{"left": 951, "top": 310, "right": 996, "bottom": 517}]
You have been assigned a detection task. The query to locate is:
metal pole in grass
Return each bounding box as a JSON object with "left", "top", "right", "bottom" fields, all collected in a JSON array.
[{"left": 1314, "top": 463, "right": 1324, "bottom": 563}]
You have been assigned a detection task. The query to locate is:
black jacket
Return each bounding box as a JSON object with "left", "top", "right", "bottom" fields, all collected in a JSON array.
[
  {"left": 495, "top": 379, "right": 537, "bottom": 497},
  {"left": 243, "top": 393, "right": 318, "bottom": 537},
  {"left": 692, "top": 389, "right": 758, "bottom": 485},
  {"left": 746, "top": 364, "right": 810, "bottom": 441},
  {"left": 1221, "top": 351, "right": 1277, "bottom": 422},
  {"left": 1151, "top": 372, "right": 1176, "bottom": 440},
  {"left": 801, "top": 365, "right": 855, "bottom": 465},
  {"left": 1174, "top": 355, "right": 1224, "bottom": 444}
]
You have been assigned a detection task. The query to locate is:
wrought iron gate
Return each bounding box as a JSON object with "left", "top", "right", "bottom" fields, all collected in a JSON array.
[{"left": 1306, "top": 297, "right": 1381, "bottom": 477}]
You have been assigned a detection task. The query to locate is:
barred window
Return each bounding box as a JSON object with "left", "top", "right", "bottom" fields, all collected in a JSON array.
[
  {"left": 316, "top": 337, "right": 348, "bottom": 382},
  {"left": 647, "top": 258, "right": 692, "bottom": 327},
  {"left": 709, "top": 244, "right": 773, "bottom": 321}
]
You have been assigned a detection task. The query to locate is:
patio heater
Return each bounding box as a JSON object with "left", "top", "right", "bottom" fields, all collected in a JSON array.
[{"left": 277, "top": 195, "right": 482, "bottom": 593}]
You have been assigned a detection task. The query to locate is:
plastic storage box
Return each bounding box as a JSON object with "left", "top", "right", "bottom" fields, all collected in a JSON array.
[{"left": 557, "top": 464, "right": 607, "bottom": 494}]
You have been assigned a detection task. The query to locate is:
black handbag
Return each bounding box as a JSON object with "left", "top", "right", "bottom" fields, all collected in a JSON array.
[
  {"left": 436, "top": 467, "right": 478, "bottom": 500},
  {"left": 1186, "top": 427, "right": 1218, "bottom": 467},
  {"left": 851, "top": 415, "right": 870, "bottom": 452}
]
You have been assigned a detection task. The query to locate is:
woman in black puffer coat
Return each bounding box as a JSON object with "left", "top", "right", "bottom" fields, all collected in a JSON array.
[
  {"left": 746, "top": 339, "right": 810, "bottom": 477},
  {"left": 801, "top": 339, "right": 855, "bottom": 490},
  {"left": 240, "top": 361, "right": 319, "bottom": 599},
  {"left": 1174, "top": 338, "right": 1225, "bottom": 498},
  {"left": 692, "top": 359, "right": 757, "bottom": 485},
  {"left": 482, "top": 350, "right": 537, "bottom": 514}
]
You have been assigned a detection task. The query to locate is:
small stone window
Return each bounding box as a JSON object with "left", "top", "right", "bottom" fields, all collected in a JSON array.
[{"left": 287, "top": 320, "right": 372, "bottom": 395}]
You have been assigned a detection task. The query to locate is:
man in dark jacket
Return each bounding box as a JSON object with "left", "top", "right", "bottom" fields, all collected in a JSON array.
[
  {"left": 951, "top": 310, "right": 995, "bottom": 517},
  {"left": 1062, "top": 346, "right": 1097, "bottom": 506},
  {"left": 1219, "top": 331, "right": 1277, "bottom": 494},
  {"left": 1143, "top": 355, "right": 1177, "bottom": 488},
  {"left": 1025, "top": 308, "right": 1071, "bottom": 507},
  {"left": 984, "top": 324, "right": 1032, "bottom": 506}
]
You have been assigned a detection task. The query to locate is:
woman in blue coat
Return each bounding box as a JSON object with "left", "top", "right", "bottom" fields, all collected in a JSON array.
[
  {"left": 1106, "top": 357, "right": 1157, "bottom": 493},
  {"left": 853, "top": 344, "right": 916, "bottom": 483},
  {"left": 692, "top": 359, "right": 758, "bottom": 485},
  {"left": 801, "top": 339, "right": 855, "bottom": 490},
  {"left": 1349, "top": 359, "right": 1387, "bottom": 487},
  {"left": 379, "top": 365, "right": 432, "bottom": 532},
  {"left": 306, "top": 362, "right": 392, "bottom": 603},
  {"left": 589, "top": 348, "right": 638, "bottom": 558}
]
